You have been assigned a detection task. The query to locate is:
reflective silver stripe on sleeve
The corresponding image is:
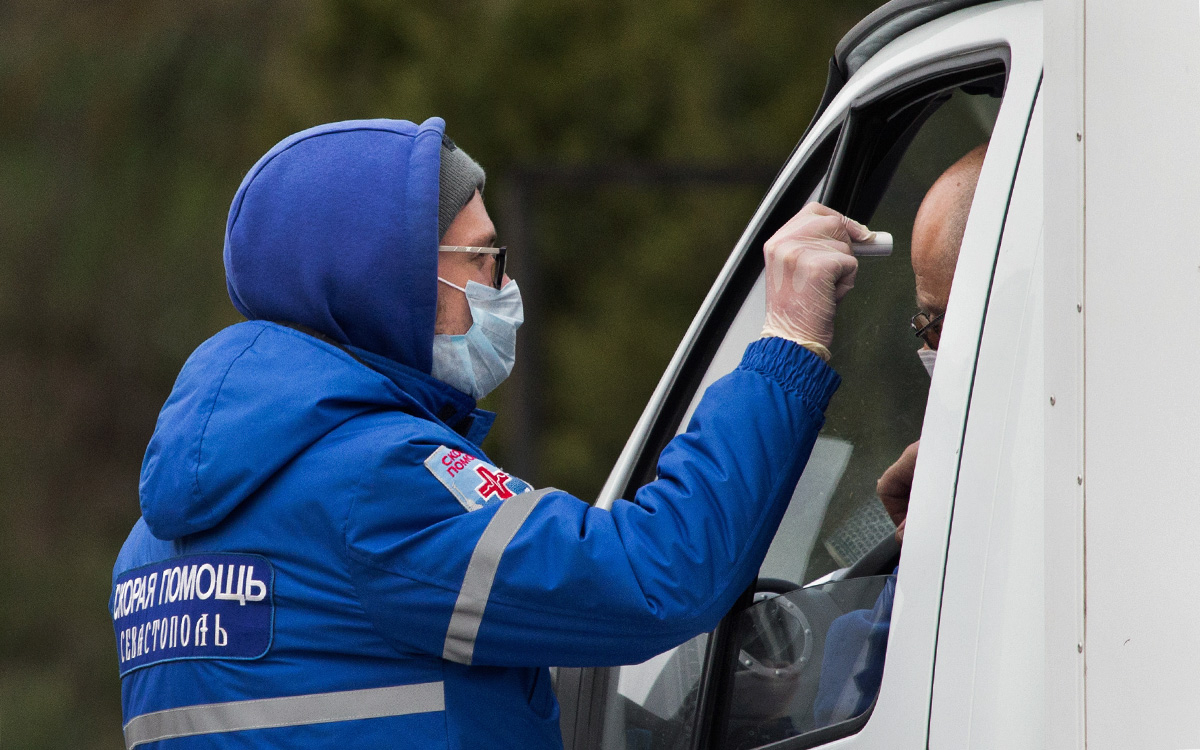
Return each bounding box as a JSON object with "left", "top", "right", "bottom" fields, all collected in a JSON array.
[
  {"left": 442, "top": 487, "right": 556, "bottom": 664},
  {"left": 123, "top": 682, "right": 444, "bottom": 749}
]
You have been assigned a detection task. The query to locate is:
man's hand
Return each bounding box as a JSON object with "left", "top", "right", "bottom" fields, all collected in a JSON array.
[
  {"left": 760, "top": 202, "right": 873, "bottom": 351},
  {"left": 877, "top": 440, "right": 919, "bottom": 543}
]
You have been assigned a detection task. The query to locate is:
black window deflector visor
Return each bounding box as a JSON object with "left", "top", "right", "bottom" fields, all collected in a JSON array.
[{"left": 818, "top": 48, "right": 1009, "bottom": 221}]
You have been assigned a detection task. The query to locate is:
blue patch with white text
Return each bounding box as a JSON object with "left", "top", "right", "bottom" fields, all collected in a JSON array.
[
  {"left": 425, "top": 445, "right": 532, "bottom": 512},
  {"left": 111, "top": 553, "right": 274, "bottom": 676}
]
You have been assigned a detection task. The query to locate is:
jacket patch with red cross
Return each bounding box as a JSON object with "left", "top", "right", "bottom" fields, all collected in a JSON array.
[{"left": 424, "top": 445, "right": 532, "bottom": 512}]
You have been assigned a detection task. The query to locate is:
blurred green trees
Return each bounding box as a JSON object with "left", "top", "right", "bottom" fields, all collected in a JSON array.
[{"left": 0, "top": 0, "right": 877, "bottom": 745}]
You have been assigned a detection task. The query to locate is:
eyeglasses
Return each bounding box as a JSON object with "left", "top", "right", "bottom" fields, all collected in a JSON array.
[
  {"left": 910, "top": 310, "right": 945, "bottom": 349},
  {"left": 437, "top": 245, "right": 508, "bottom": 289}
]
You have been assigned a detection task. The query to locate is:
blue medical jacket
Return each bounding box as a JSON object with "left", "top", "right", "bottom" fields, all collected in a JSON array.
[{"left": 111, "top": 324, "right": 839, "bottom": 749}]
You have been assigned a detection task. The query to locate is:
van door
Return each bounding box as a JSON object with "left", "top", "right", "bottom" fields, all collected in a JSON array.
[
  {"left": 926, "top": 89, "right": 1044, "bottom": 750},
  {"left": 556, "top": 3, "right": 1044, "bottom": 748}
]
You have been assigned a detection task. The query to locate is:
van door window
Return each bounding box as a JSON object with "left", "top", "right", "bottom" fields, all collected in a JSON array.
[
  {"left": 711, "top": 72, "right": 1004, "bottom": 750},
  {"left": 586, "top": 59, "right": 1011, "bottom": 750}
]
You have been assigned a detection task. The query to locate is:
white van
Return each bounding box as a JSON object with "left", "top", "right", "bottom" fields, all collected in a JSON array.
[{"left": 554, "top": 0, "right": 1200, "bottom": 748}]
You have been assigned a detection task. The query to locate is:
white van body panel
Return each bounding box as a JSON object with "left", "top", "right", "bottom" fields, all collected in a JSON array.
[
  {"left": 1077, "top": 1, "right": 1200, "bottom": 748},
  {"left": 1042, "top": 1, "right": 1086, "bottom": 748}
]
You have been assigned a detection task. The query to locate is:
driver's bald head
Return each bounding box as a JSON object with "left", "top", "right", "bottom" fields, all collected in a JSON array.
[{"left": 911, "top": 143, "right": 987, "bottom": 316}]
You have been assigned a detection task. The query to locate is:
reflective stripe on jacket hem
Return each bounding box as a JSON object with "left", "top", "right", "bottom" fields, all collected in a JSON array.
[
  {"left": 442, "top": 487, "right": 555, "bottom": 664},
  {"left": 123, "top": 681, "right": 445, "bottom": 749}
]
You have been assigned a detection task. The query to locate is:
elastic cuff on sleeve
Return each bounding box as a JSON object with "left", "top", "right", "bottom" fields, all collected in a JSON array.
[{"left": 738, "top": 336, "right": 841, "bottom": 414}]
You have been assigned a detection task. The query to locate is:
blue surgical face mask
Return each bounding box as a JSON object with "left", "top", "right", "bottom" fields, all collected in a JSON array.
[
  {"left": 917, "top": 347, "right": 937, "bottom": 378},
  {"left": 431, "top": 278, "right": 523, "bottom": 400}
]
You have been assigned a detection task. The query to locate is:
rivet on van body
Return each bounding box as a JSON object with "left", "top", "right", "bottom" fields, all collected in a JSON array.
[
  {"left": 1076, "top": 133, "right": 1082, "bottom": 141},
  {"left": 1077, "top": 476, "right": 1083, "bottom": 485},
  {"left": 1050, "top": 396, "right": 1056, "bottom": 406},
  {"left": 1077, "top": 304, "right": 1082, "bottom": 312},
  {"left": 1077, "top": 643, "right": 1083, "bottom": 653}
]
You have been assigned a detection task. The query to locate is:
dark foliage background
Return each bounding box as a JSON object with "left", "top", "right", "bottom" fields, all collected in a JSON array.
[{"left": 1, "top": 1, "right": 880, "bottom": 745}]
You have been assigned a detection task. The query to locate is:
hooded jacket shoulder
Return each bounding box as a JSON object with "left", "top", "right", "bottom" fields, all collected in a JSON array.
[{"left": 139, "top": 321, "right": 424, "bottom": 540}]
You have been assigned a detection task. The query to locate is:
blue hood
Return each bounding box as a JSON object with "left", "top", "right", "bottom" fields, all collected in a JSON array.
[{"left": 224, "top": 118, "right": 445, "bottom": 372}]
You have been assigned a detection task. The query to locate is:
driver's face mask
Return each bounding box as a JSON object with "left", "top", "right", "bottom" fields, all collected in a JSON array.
[
  {"left": 431, "top": 278, "right": 524, "bottom": 400},
  {"left": 917, "top": 347, "right": 937, "bottom": 378}
]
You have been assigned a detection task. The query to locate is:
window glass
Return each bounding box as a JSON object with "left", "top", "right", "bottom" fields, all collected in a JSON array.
[
  {"left": 714, "top": 81, "right": 1002, "bottom": 749},
  {"left": 601, "top": 633, "right": 709, "bottom": 750},
  {"left": 722, "top": 576, "right": 892, "bottom": 749},
  {"left": 799, "top": 87, "right": 1001, "bottom": 582}
]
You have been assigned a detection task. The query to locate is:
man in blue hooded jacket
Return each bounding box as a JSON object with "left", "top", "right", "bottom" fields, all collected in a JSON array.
[{"left": 111, "top": 117, "right": 873, "bottom": 749}]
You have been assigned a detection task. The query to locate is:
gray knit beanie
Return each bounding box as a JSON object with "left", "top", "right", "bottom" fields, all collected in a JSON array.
[{"left": 438, "top": 134, "right": 486, "bottom": 239}]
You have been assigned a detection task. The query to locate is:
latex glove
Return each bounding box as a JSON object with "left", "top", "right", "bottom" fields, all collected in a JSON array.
[
  {"left": 761, "top": 202, "right": 873, "bottom": 353},
  {"left": 877, "top": 440, "right": 920, "bottom": 544}
]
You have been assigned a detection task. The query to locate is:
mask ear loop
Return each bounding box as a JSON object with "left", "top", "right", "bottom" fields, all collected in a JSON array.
[{"left": 917, "top": 347, "right": 937, "bottom": 378}]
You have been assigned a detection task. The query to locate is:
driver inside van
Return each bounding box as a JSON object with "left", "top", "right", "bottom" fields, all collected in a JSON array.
[
  {"left": 812, "top": 143, "right": 987, "bottom": 727},
  {"left": 876, "top": 143, "right": 986, "bottom": 542}
]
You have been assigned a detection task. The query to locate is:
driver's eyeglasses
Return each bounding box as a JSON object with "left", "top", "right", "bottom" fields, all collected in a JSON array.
[
  {"left": 437, "top": 245, "right": 507, "bottom": 289},
  {"left": 910, "top": 310, "right": 945, "bottom": 350}
]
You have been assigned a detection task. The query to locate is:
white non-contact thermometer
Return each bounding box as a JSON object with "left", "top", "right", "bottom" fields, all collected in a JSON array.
[{"left": 851, "top": 231, "right": 893, "bottom": 257}]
